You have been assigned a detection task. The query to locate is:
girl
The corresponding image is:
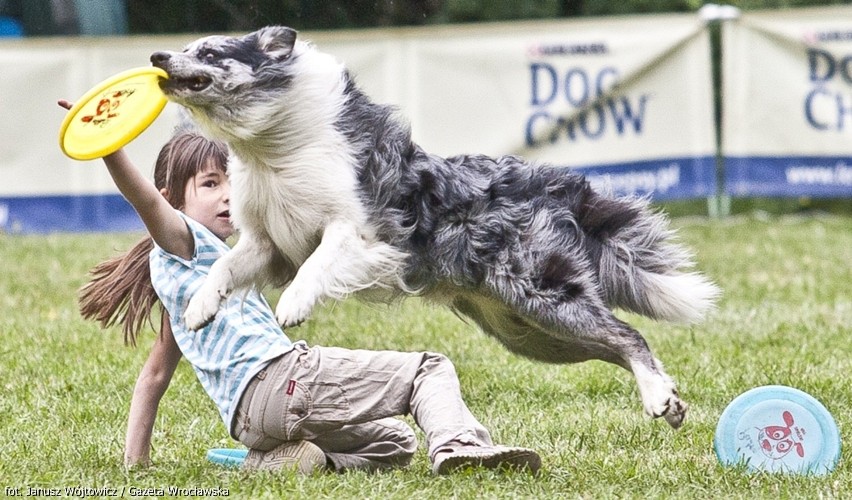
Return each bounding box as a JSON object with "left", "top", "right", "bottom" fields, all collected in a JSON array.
[{"left": 65, "top": 100, "right": 540, "bottom": 475}]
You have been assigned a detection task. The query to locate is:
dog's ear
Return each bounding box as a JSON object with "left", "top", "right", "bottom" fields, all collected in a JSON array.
[{"left": 254, "top": 26, "right": 297, "bottom": 61}]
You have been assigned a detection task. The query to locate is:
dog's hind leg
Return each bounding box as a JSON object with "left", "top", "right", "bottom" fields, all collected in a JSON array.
[
  {"left": 542, "top": 311, "right": 687, "bottom": 428},
  {"left": 595, "top": 316, "right": 687, "bottom": 429},
  {"left": 483, "top": 264, "right": 688, "bottom": 427},
  {"left": 456, "top": 290, "right": 687, "bottom": 428},
  {"left": 274, "top": 220, "right": 408, "bottom": 328},
  {"left": 185, "top": 231, "right": 290, "bottom": 330},
  {"left": 542, "top": 300, "right": 688, "bottom": 428},
  {"left": 555, "top": 310, "right": 687, "bottom": 429}
]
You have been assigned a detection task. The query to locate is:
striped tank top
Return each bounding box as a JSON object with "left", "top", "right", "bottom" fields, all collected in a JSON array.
[{"left": 149, "top": 211, "right": 296, "bottom": 435}]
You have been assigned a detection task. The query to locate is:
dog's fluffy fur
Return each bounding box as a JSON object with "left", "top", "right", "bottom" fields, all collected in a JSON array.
[{"left": 151, "top": 26, "right": 719, "bottom": 428}]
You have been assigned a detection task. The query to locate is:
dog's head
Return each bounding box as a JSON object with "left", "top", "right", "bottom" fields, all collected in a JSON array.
[{"left": 150, "top": 26, "right": 300, "bottom": 136}]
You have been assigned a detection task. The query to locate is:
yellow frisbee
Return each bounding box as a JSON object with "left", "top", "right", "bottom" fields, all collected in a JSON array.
[{"left": 59, "top": 67, "right": 169, "bottom": 160}]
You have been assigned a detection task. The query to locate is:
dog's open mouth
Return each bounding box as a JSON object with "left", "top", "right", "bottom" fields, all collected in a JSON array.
[{"left": 159, "top": 74, "right": 213, "bottom": 93}]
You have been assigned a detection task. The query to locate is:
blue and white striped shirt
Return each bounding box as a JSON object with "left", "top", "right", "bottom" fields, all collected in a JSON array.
[{"left": 149, "top": 211, "right": 296, "bottom": 435}]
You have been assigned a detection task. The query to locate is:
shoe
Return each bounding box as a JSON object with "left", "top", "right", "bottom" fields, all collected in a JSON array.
[
  {"left": 243, "top": 440, "right": 327, "bottom": 474},
  {"left": 432, "top": 444, "right": 541, "bottom": 475}
]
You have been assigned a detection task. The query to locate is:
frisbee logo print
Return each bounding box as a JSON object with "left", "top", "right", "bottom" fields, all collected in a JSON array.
[
  {"left": 737, "top": 410, "right": 808, "bottom": 469},
  {"left": 757, "top": 411, "right": 806, "bottom": 460},
  {"left": 80, "top": 89, "right": 136, "bottom": 127}
]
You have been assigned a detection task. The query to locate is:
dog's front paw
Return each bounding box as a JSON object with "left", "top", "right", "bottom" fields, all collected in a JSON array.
[
  {"left": 184, "top": 289, "right": 224, "bottom": 330},
  {"left": 275, "top": 290, "right": 314, "bottom": 328}
]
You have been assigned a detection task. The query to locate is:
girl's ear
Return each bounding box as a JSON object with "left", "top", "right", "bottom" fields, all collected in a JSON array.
[{"left": 160, "top": 188, "right": 182, "bottom": 210}]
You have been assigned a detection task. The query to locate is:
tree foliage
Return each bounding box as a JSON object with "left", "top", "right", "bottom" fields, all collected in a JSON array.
[
  {"left": 124, "top": 0, "right": 848, "bottom": 34},
  {"left": 3, "top": 0, "right": 847, "bottom": 36}
]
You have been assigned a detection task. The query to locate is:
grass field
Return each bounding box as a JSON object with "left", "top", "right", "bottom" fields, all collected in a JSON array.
[{"left": 1, "top": 214, "right": 849, "bottom": 499}]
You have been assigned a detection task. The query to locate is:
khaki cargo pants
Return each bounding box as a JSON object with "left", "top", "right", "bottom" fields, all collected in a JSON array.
[{"left": 234, "top": 343, "right": 493, "bottom": 472}]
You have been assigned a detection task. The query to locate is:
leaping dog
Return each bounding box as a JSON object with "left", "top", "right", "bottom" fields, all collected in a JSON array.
[{"left": 151, "top": 26, "right": 719, "bottom": 428}]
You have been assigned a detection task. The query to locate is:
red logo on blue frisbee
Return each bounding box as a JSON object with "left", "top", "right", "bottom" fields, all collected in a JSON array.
[{"left": 714, "top": 385, "right": 841, "bottom": 475}]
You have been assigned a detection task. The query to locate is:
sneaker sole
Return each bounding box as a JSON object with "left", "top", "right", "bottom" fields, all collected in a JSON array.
[
  {"left": 243, "top": 440, "right": 326, "bottom": 474},
  {"left": 435, "top": 449, "right": 541, "bottom": 475}
]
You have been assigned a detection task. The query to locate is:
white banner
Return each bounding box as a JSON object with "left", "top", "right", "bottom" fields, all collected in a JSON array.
[
  {"left": 1, "top": 14, "right": 717, "bottom": 233},
  {"left": 0, "top": 35, "right": 192, "bottom": 232},
  {"left": 390, "top": 16, "right": 717, "bottom": 199},
  {"left": 722, "top": 5, "right": 852, "bottom": 197}
]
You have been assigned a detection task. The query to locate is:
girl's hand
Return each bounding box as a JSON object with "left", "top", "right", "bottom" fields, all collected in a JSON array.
[{"left": 58, "top": 99, "right": 127, "bottom": 161}]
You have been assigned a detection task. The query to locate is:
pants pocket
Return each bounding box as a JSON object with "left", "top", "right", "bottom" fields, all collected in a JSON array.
[{"left": 280, "top": 380, "right": 352, "bottom": 440}]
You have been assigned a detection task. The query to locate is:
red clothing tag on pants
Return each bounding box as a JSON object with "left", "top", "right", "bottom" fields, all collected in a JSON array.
[{"left": 286, "top": 379, "right": 296, "bottom": 395}]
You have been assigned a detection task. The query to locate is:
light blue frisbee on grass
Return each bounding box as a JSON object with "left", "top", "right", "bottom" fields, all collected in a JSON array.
[
  {"left": 714, "top": 385, "right": 841, "bottom": 475},
  {"left": 207, "top": 448, "right": 248, "bottom": 467}
]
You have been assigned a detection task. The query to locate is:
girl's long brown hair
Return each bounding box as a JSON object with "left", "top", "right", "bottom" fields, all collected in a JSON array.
[{"left": 78, "top": 130, "right": 229, "bottom": 346}]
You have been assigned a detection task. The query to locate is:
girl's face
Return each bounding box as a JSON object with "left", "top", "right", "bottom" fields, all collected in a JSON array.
[{"left": 182, "top": 163, "right": 233, "bottom": 240}]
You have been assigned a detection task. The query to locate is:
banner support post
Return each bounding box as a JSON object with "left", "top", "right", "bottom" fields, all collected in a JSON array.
[{"left": 700, "top": 4, "right": 740, "bottom": 217}]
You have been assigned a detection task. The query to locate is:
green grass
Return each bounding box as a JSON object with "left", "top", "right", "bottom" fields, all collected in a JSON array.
[{"left": 1, "top": 214, "right": 850, "bottom": 498}]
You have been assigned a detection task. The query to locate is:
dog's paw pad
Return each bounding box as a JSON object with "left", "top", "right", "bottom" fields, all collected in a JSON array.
[
  {"left": 184, "top": 293, "right": 222, "bottom": 331},
  {"left": 642, "top": 384, "right": 688, "bottom": 429},
  {"left": 275, "top": 296, "right": 312, "bottom": 329},
  {"left": 280, "top": 317, "right": 305, "bottom": 328},
  {"left": 277, "top": 313, "right": 309, "bottom": 329},
  {"left": 662, "top": 398, "right": 688, "bottom": 429}
]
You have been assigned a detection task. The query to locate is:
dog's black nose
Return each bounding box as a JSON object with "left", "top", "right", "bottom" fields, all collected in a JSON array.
[{"left": 150, "top": 52, "right": 171, "bottom": 67}]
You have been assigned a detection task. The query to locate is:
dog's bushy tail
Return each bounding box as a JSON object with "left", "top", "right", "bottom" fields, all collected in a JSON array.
[{"left": 587, "top": 195, "right": 720, "bottom": 323}]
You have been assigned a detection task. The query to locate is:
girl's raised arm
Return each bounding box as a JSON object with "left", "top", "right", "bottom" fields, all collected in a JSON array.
[
  {"left": 58, "top": 100, "right": 194, "bottom": 259},
  {"left": 100, "top": 149, "right": 193, "bottom": 259}
]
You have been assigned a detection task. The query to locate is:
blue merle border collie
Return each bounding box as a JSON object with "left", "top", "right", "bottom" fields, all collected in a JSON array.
[{"left": 151, "top": 26, "right": 719, "bottom": 428}]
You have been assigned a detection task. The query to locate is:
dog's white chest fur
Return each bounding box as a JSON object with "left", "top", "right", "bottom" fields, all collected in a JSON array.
[
  {"left": 222, "top": 43, "right": 372, "bottom": 265},
  {"left": 227, "top": 151, "right": 361, "bottom": 265}
]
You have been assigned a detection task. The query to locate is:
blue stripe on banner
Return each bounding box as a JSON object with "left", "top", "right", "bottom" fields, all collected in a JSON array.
[
  {"left": 565, "top": 155, "right": 717, "bottom": 200},
  {"left": 0, "top": 194, "right": 144, "bottom": 234},
  {"left": 2, "top": 156, "right": 719, "bottom": 234},
  {"left": 725, "top": 156, "right": 852, "bottom": 198}
]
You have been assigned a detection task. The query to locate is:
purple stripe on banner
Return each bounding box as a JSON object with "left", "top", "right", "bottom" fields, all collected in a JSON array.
[
  {"left": 0, "top": 194, "right": 143, "bottom": 234},
  {"left": 725, "top": 156, "right": 852, "bottom": 198},
  {"left": 565, "top": 155, "right": 717, "bottom": 200}
]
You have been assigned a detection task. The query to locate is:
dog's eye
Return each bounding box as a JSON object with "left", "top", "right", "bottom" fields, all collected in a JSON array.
[{"left": 202, "top": 51, "right": 217, "bottom": 61}]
